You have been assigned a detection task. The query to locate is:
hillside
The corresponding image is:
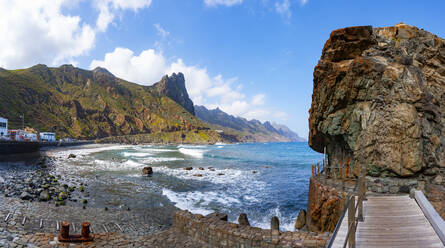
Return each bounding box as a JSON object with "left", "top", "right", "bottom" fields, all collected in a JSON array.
[
  {"left": 195, "top": 105, "right": 305, "bottom": 142},
  {"left": 0, "top": 64, "right": 219, "bottom": 143}
]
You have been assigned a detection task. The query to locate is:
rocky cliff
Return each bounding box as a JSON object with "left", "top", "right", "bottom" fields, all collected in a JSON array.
[
  {"left": 309, "top": 24, "right": 445, "bottom": 216},
  {"left": 0, "top": 64, "right": 215, "bottom": 143},
  {"left": 195, "top": 105, "right": 305, "bottom": 142},
  {"left": 153, "top": 73, "right": 195, "bottom": 115}
]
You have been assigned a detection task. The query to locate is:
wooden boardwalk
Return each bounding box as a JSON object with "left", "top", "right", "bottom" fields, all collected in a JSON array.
[{"left": 331, "top": 195, "right": 444, "bottom": 248}]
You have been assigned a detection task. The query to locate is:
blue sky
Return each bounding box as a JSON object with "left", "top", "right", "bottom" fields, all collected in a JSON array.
[{"left": 0, "top": 0, "right": 444, "bottom": 138}]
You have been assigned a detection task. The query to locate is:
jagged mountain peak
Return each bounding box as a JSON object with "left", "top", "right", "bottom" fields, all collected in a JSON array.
[{"left": 153, "top": 72, "right": 195, "bottom": 115}]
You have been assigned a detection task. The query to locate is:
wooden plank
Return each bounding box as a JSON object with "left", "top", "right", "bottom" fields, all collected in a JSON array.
[{"left": 414, "top": 190, "right": 445, "bottom": 245}]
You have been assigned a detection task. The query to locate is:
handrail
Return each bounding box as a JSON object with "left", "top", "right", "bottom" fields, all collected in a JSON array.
[
  {"left": 413, "top": 190, "right": 445, "bottom": 245},
  {"left": 325, "top": 165, "right": 366, "bottom": 248}
]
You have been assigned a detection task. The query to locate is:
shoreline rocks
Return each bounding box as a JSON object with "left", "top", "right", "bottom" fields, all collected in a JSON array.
[{"left": 142, "top": 167, "right": 153, "bottom": 175}]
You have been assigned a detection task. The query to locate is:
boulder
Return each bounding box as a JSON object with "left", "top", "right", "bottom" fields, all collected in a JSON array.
[
  {"left": 19, "top": 192, "right": 32, "bottom": 200},
  {"left": 309, "top": 23, "right": 445, "bottom": 217},
  {"left": 238, "top": 213, "right": 250, "bottom": 226},
  {"left": 142, "top": 167, "right": 153, "bottom": 175},
  {"left": 184, "top": 167, "right": 193, "bottom": 171},
  {"left": 295, "top": 209, "right": 306, "bottom": 229},
  {"left": 68, "top": 154, "right": 76, "bottom": 159},
  {"left": 39, "top": 191, "right": 50, "bottom": 201},
  {"left": 271, "top": 216, "right": 280, "bottom": 235}
]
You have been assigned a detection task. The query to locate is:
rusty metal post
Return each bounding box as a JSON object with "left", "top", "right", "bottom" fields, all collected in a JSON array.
[
  {"left": 348, "top": 194, "right": 356, "bottom": 248},
  {"left": 340, "top": 166, "right": 344, "bottom": 190},
  {"left": 60, "top": 221, "right": 70, "bottom": 239},
  {"left": 81, "top": 222, "right": 91, "bottom": 239},
  {"left": 311, "top": 165, "right": 314, "bottom": 177}
]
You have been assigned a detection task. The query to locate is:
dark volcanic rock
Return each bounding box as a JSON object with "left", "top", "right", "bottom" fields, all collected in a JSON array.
[
  {"left": 238, "top": 213, "right": 250, "bottom": 226},
  {"left": 309, "top": 23, "right": 445, "bottom": 216},
  {"left": 142, "top": 167, "right": 153, "bottom": 175}
]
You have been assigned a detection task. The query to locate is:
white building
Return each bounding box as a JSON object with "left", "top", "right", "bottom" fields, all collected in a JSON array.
[
  {"left": 0, "top": 117, "right": 7, "bottom": 137},
  {"left": 40, "top": 132, "right": 56, "bottom": 142}
]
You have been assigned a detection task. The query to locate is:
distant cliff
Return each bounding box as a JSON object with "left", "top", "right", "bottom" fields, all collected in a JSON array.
[
  {"left": 195, "top": 105, "right": 305, "bottom": 142},
  {"left": 309, "top": 24, "right": 445, "bottom": 217},
  {"left": 0, "top": 64, "right": 219, "bottom": 143},
  {"left": 152, "top": 73, "right": 195, "bottom": 115}
]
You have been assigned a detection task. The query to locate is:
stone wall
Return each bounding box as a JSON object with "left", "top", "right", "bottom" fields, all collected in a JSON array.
[
  {"left": 366, "top": 176, "right": 418, "bottom": 194},
  {"left": 172, "top": 210, "right": 329, "bottom": 248}
]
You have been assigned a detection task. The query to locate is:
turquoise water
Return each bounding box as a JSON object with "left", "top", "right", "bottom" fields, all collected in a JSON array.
[{"left": 52, "top": 142, "right": 323, "bottom": 230}]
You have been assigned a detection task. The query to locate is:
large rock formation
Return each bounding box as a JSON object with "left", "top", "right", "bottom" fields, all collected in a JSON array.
[
  {"left": 309, "top": 24, "right": 445, "bottom": 216},
  {"left": 153, "top": 73, "right": 195, "bottom": 115}
]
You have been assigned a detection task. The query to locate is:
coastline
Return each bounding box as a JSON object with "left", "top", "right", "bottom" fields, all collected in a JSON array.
[{"left": 0, "top": 144, "right": 183, "bottom": 246}]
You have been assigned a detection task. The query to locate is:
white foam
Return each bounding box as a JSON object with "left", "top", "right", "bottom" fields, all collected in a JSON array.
[
  {"left": 178, "top": 144, "right": 208, "bottom": 148},
  {"left": 52, "top": 145, "right": 130, "bottom": 159},
  {"left": 162, "top": 188, "right": 240, "bottom": 216},
  {"left": 249, "top": 206, "right": 296, "bottom": 232},
  {"left": 88, "top": 159, "right": 144, "bottom": 171},
  {"left": 122, "top": 152, "right": 152, "bottom": 157},
  {"left": 154, "top": 166, "right": 253, "bottom": 185},
  {"left": 139, "top": 157, "right": 184, "bottom": 163},
  {"left": 178, "top": 148, "right": 205, "bottom": 158},
  {"left": 134, "top": 147, "right": 176, "bottom": 153}
]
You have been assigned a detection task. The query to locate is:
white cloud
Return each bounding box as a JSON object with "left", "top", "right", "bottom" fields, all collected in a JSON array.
[
  {"left": 94, "top": 0, "right": 152, "bottom": 31},
  {"left": 154, "top": 23, "right": 170, "bottom": 39},
  {"left": 89, "top": 47, "right": 287, "bottom": 122},
  {"left": 90, "top": 47, "right": 167, "bottom": 85},
  {"left": 252, "top": 94, "right": 266, "bottom": 106},
  {"left": 0, "top": 0, "right": 152, "bottom": 69},
  {"left": 275, "top": 0, "right": 291, "bottom": 19},
  {"left": 204, "top": 0, "right": 243, "bottom": 7},
  {"left": 0, "top": 0, "right": 95, "bottom": 69}
]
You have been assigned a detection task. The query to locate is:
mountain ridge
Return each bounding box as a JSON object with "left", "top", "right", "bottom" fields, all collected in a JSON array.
[{"left": 195, "top": 105, "right": 305, "bottom": 142}]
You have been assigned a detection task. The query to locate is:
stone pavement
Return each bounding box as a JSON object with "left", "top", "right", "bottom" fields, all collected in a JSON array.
[{"left": 0, "top": 195, "right": 206, "bottom": 247}]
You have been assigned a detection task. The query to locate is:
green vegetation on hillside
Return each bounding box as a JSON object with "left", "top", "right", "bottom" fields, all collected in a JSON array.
[{"left": 0, "top": 64, "right": 211, "bottom": 142}]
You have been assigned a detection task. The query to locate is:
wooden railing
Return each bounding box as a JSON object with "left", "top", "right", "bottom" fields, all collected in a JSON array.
[{"left": 325, "top": 165, "right": 367, "bottom": 248}]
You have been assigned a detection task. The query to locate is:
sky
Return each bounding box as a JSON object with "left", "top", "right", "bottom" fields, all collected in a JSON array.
[{"left": 0, "top": 0, "right": 444, "bottom": 138}]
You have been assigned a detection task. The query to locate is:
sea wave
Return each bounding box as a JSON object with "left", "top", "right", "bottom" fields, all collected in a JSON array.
[
  {"left": 249, "top": 206, "right": 296, "bottom": 231},
  {"left": 52, "top": 145, "right": 130, "bottom": 158},
  {"left": 162, "top": 188, "right": 240, "bottom": 216},
  {"left": 122, "top": 152, "right": 153, "bottom": 157},
  {"left": 154, "top": 166, "right": 254, "bottom": 185},
  {"left": 178, "top": 148, "right": 206, "bottom": 158}
]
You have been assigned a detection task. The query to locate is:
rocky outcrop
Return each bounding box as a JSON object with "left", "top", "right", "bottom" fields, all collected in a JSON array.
[
  {"left": 309, "top": 24, "right": 445, "bottom": 216},
  {"left": 153, "top": 73, "right": 195, "bottom": 115},
  {"left": 306, "top": 178, "right": 344, "bottom": 232}
]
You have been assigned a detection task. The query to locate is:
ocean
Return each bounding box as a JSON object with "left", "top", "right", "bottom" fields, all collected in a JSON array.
[{"left": 50, "top": 142, "right": 323, "bottom": 231}]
